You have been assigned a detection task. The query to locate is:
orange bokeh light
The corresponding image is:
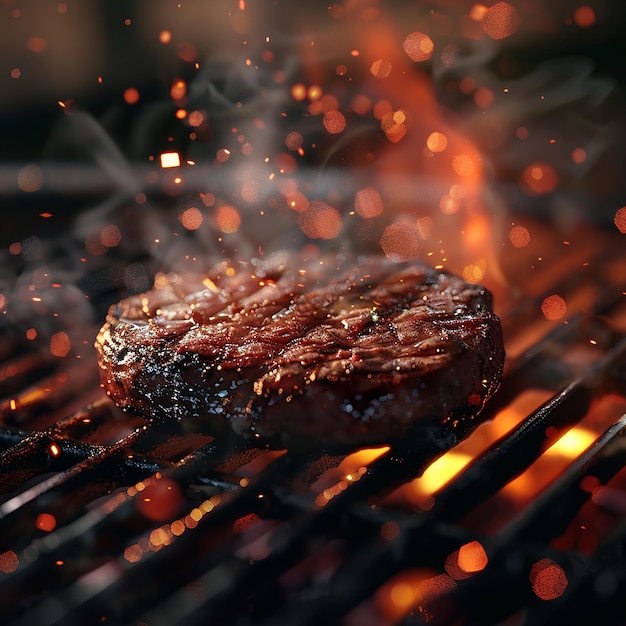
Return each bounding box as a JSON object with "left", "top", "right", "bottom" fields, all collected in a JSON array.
[
  {"left": 275, "top": 152, "right": 297, "bottom": 173},
  {"left": 402, "top": 32, "right": 434, "bottom": 62},
  {"left": 217, "top": 205, "right": 241, "bottom": 233},
  {"left": 373, "top": 99, "right": 393, "bottom": 120},
  {"left": 26, "top": 36, "right": 48, "bottom": 53},
  {"left": 458, "top": 540, "right": 488, "bottom": 573},
  {"left": 297, "top": 200, "right": 342, "bottom": 240},
  {"left": 17, "top": 164, "right": 44, "bottom": 193},
  {"left": 285, "top": 131, "right": 303, "bottom": 151},
  {"left": 36, "top": 513, "right": 57, "bottom": 532},
  {"left": 124, "top": 544, "right": 143, "bottom": 563},
  {"left": 381, "top": 111, "right": 407, "bottom": 143},
  {"left": 170, "top": 79, "right": 187, "bottom": 101},
  {"left": 379, "top": 220, "right": 421, "bottom": 262},
  {"left": 541, "top": 294, "right": 567, "bottom": 321},
  {"left": 469, "top": 4, "right": 489, "bottom": 21},
  {"left": 481, "top": 2, "right": 521, "bottom": 40},
  {"left": 530, "top": 559, "right": 568, "bottom": 600},
  {"left": 232, "top": 513, "right": 262, "bottom": 535},
  {"left": 136, "top": 478, "right": 184, "bottom": 522},
  {"left": 459, "top": 76, "right": 477, "bottom": 95},
  {"left": 307, "top": 85, "right": 323, "bottom": 101},
  {"left": 573, "top": 6, "right": 596, "bottom": 28},
  {"left": 123, "top": 88, "right": 140, "bottom": 105},
  {"left": 354, "top": 187, "right": 384, "bottom": 218},
  {"left": 381, "top": 521, "right": 400, "bottom": 541},
  {"left": 240, "top": 181, "right": 259, "bottom": 203},
  {"left": 319, "top": 93, "right": 340, "bottom": 113},
  {"left": 426, "top": 131, "right": 448, "bottom": 153},
  {"left": 179, "top": 207, "right": 203, "bottom": 230},
  {"left": 452, "top": 154, "right": 476, "bottom": 177},
  {"left": 188, "top": 111, "right": 204, "bottom": 127},
  {"left": 521, "top": 162, "right": 558, "bottom": 195},
  {"left": 291, "top": 83, "right": 307, "bottom": 101},
  {"left": 370, "top": 58, "right": 393, "bottom": 79},
  {"left": 101, "top": 224, "right": 122, "bottom": 247},
  {"left": 285, "top": 191, "right": 309, "bottom": 213},
  {"left": 462, "top": 264, "right": 485, "bottom": 283},
  {"left": 0, "top": 551, "right": 19, "bottom": 573},
  {"left": 416, "top": 573, "right": 457, "bottom": 604},
  {"left": 473, "top": 87, "right": 494, "bottom": 109},
  {"left": 322, "top": 110, "right": 347, "bottom": 134},
  {"left": 613, "top": 206, "right": 626, "bottom": 234},
  {"left": 509, "top": 225, "right": 531, "bottom": 248},
  {"left": 440, "top": 194, "right": 461, "bottom": 215},
  {"left": 50, "top": 331, "right": 71, "bottom": 357}
]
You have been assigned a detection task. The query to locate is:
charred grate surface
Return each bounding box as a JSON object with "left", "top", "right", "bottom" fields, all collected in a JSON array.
[{"left": 1, "top": 227, "right": 626, "bottom": 625}]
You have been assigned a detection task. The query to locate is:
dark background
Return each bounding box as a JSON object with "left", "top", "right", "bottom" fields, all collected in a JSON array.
[
  {"left": 1, "top": 0, "right": 625, "bottom": 214},
  {"left": 1, "top": 0, "right": 625, "bottom": 347}
]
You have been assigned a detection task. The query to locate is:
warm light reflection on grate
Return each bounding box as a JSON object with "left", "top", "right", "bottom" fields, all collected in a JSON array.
[
  {"left": 501, "top": 426, "right": 596, "bottom": 504},
  {"left": 546, "top": 427, "right": 596, "bottom": 457},
  {"left": 312, "top": 446, "right": 389, "bottom": 508}
]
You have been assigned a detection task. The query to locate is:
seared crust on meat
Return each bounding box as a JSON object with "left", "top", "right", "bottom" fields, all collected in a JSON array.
[{"left": 95, "top": 253, "right": 504, "bottom": 449}]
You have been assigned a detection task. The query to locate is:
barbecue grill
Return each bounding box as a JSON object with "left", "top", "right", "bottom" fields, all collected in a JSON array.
[
  {"left": 3, "top": 1, "right": 626, "bottom": 625},
  {"left": 2, "top": 211, "right": 626, "bottom": 625}
]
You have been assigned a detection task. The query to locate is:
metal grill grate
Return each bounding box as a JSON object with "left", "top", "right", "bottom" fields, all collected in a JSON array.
[{"left": 1, "top": 221, "right": 626, "bottom": 626}]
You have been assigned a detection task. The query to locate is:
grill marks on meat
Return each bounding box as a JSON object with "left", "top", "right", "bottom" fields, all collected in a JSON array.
[{"left": 95, "top": 253, "right": 504, "bottom": 449}]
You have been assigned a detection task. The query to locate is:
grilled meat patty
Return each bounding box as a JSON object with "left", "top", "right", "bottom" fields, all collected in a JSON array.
[{"left": 95, "top": 253, "right": 504, "bottom": 449}]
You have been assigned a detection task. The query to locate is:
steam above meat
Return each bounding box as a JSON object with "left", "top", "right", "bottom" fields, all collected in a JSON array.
[{"left": 95, "top": 253, "right": 504, "bottom": 449}]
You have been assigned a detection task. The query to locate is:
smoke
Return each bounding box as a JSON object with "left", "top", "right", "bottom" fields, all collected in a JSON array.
[{"left": 2, "top": 0, "right": 625, "bottom": 357}]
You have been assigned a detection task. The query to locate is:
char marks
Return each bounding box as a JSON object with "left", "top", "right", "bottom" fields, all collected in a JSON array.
[{"left": 95, "top": 253, "right": 504, "bottom": 449}]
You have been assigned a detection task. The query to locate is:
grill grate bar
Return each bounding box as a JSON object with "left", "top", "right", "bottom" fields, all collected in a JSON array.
[
  {"left": 0, "top": 361, "right": 101, "bottom": 431},
  {"left": 0, "top": 428, "right": 276, "bottom": 624},
  {"left": 432, "top": 336, "right": 626, "bottom": 520},
  {"left": 253, "top": 337, "right": 626, "bottom": 625},
  {"left": 0, "top": 352, "right": 58, "bottom": 399},
  {"left": 504, "top": 418, "right": 626, "bottom": 545},
  {"left": 0, "top": 218, "right": 625, "bottom": 624},
  {"left": 6, "top": 449, "right": 310, "bottom": 626},
  {"left": 423, "top": 413, "right": 626, "bottom": 625},
  {"left": 0, "top": 400, "right": 159, "bottom": 497},
  {"left": 4, "top": 315, "right": 624, "bottom": 625}
]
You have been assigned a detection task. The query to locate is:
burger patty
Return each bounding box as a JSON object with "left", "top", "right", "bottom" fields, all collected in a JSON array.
[{"left": 95, "top": 252, "right": 504, "bottom": 449}]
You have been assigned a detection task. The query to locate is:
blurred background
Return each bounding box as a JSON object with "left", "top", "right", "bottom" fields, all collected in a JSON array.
[{"left": 1, "top": 0, "right": 625, "bottom": 354}]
